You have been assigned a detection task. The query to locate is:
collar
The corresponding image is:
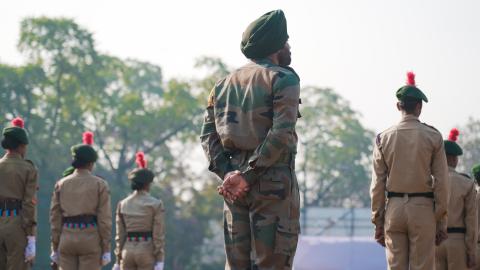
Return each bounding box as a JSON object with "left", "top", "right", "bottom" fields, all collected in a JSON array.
[
  {"left": 400, "top": 114, "right": 419, "bottom": 123},
  {"left": 133, "top": 190, "right": 148, "bottom": 196},
  {"left": 4, "top": 152, "right": 22, "bottom": 160},
  {"left": 448, "top": 166, "right": 457, "bottom": 173},
  {"left": 252, "top": 58, "right": 276, "bottom": 67},
  {"left": 74, "top": 168, "right": 92, "bottom": 176}
]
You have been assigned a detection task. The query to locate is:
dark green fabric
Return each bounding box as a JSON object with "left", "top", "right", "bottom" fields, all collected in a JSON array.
[
  {"left": 2, "top": 127, "right": 29, "bottom": 144},
  {"left": 241, "top": 10, "right": 288, "bottom": 59},
  {"left": 128, "top": 168, "right": 154, "bottom": 185},
  {"left": 472, "top": 164, "right": 480, "bottom": 181},
  {"left": 62, "top": 166, "right": 75, "bottom": 177},
  {"left": 71, "top": 144, "right": 98, "bottom": 163},
  {"left": 444, "top": 140, "right": 463, "bottom": 156},
  {"left": 396, "top": 85, "right": 428, "bottom": 103}
]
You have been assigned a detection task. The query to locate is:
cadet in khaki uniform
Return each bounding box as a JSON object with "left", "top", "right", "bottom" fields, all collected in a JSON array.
[
  {"left": 0, "top": 117, "right": 37, "bottom": 270},
  {"left": 472, "top": 164, "right": 480, "bottom": 270},
  {"left": 49, "top": 132, "right": 112, "bottom": 270},
  {"left": 113, "top": 152, "right": 165, "bottom": 270},
  {"left": 436, "top": 128, "right": 477, "bottom": 269},
  {"left": 370, "top": 72, "right": 449, "bottom": 270},
  {"left": 201, "top": 10, "right": 301, "bottom": 270}
]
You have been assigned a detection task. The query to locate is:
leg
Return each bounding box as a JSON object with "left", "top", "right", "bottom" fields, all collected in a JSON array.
[
  {"left": 446, "top": 236, "right": 468, "bottom": 269},
  {"left": 78, "top": 252, "right": 101, "bottom": 270},
  {"left": 76, "top": 229, "right": 102, "bottom": 270},
  {"left": 59, "top": 230, "right": 80, "bottom": 270},
  {"left": 249, "top": 166, "right": 300, "bottom": 270},
  {"left": 407, "top": 198, "right": 435, "bottom": 270},
  {"left": 224, "top": 199, "right": 252, "bottom": 270},
  {"left": 384, "top": 198, "right": 408, "bottom": 270},
  {"left": 120, "top": 242, "right": 137, "bottom": 270},
  {"left": 435, "top": 240, "right": 447, "bottom": 270},
  {"left": 135, "top": 241, "right": 156, "bottom": 270},
  {"left": 3, "top": 218, "right": 28, "bottom": 270}
]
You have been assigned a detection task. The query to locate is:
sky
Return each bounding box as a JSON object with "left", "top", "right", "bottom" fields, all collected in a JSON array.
[{"left": 1, "top": 0, "right": 479, "bottom": 135}]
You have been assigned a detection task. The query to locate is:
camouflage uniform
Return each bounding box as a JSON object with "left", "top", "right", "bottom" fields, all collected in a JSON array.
[{"left": 201, "top": 58, "right": 301, "bottom": 270}]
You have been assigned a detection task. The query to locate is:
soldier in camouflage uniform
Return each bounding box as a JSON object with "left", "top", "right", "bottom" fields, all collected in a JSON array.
[
  {"left": 0, "top": 117, "right": 37, "bottom": 270},
  {"left": 200, "top": 10, "right": 301, "bottom": 270}
]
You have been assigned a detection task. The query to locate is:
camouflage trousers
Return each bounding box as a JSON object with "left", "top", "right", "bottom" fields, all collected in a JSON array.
[{"left": 223, "top": 165, "right": 300, "bottom": 270}]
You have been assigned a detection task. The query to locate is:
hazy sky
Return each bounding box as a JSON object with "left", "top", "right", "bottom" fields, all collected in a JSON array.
[{"left": 1, "top": 0, "right": 479, "bottom": 136}]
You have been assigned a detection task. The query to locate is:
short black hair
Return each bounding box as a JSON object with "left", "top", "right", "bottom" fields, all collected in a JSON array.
[
  {"left": 71, "top": 158, "right": 92, "bottom": 169},
  {"left": 131, "top": 181, "right": 148, "bottom": 191},
  {"left": 399, "top": 97, "right": 422, "bottom": 114},
  {"left": 1, "top": 136, "right": 22, "bottom": 150}
]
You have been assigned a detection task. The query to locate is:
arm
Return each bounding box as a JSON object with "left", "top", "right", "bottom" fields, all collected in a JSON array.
[
  {"left": 465, "top": 182, "right": 478, "bottom": 261},
  {"left": 153, "top": 201, "right": 166, "bottom": 262},
  {"left": 22, "top": 166, "right": 38, "bottom": 236},
  {"left": 242, "top": 72, "right": 300, "bottom": 184},
  {"left": 50, "top": 183, "right": 62, "bottom": 251},
  {"left": 200, "top": 88, "right": 232, "bottom": 180},
  {"left": 370, "top": 137, "right": 387, "bottom": 228},
  {"left": 97, "top": 181, "right": 112, "bottom": 253},
  {"left": 431, "top": 137, "right": 449, "bottom": 229},
  {"left": 114, "top": 202, "right": 126, "bottom": 264}
]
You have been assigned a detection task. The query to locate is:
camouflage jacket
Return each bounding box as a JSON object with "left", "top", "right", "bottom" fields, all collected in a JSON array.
[{"left": 200, "top": 58, "right": 300, "bottom": 184}]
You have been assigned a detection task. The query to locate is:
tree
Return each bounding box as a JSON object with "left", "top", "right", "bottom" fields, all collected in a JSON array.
[
  {"left": 459, "top": 117, "right": 480, "bottom": 175},
  {"left": 296, "top": 87, "right": 374, "bottom": 208}
]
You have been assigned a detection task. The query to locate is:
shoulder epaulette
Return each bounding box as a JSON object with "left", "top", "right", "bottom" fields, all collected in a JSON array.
[
  {"left": 459, "top": 173, "right": 472, "bottom": 179},
  {"left": 24, "top": 159, "right": 36, "bottom": 169},
  {"left": 422, "top": 122, "right": 439, "bottom": 132}
]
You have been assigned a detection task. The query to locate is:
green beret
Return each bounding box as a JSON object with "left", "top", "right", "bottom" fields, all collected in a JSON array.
[
  {"left": 128, "top": 168, "right": 154, "bottom": 185},
  {"left": 444, "top": 140, "right": 463, "bottom": 156},
  {"left": 396, "top": 85, "right": 428, "bottom": 103},
  {"left": 2, "top": 127, "right": 29, "bottom": 145},
  {"left": 472, "top": 164, "right": 480, "bottom": 181},
  {"left": 241, "top": 10, "right": 289, "bottom": 59},
  {"left": 71, "top": 144, "right": 98, "bottom": 163},
  {"left": 62, "top": 166, "right": 75, "bottom": 177}
]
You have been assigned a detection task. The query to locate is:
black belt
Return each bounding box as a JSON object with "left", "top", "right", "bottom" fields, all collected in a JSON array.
[
  {"left": 62, "top": 214, "right": 97, "bottom": 224},
  {"left": 387, "top": 192, "right": 434, "bottom": 198},
  {"left": 127, "top": 231, "right": 153, "bottom": 241},
  {"left": 0, "top": 199, "right": 22, "bottom": 210},
  {"left": 447, "top": 227, "right": 466, "bottom": 234}
]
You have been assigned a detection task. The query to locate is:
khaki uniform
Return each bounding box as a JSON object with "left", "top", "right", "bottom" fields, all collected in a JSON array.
[
  {"left": 436, "top": 168, "right": 477, "bottom": 269},
  {"left": 0, "top": 152, "right": 38, "bottom": 270},
  {"left": 115, "top": 190, "right": 165, "bottom": 270},
  {"left": 370, "top": 115, "right": 449, "bottom": 270},
  {"left": 50, "top": 169, "right": 111, "bottom": 270},
  {"left": 201, "top": 59, "right": 301, "bottom": 269}
]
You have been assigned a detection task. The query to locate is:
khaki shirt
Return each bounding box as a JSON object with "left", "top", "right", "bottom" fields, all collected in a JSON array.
[
  {"left": 446, "top": 167, "right": 477, "bottom": 258},
  {"left": 0, "top": 152, "right": 38, "bottom": 235},
  {"left": 370, "top": 115, "right": 449, "bottom": 228},
  {"left": 50, "top": 169, "right": 111, "bottom": 252},
  {"left": 115, "top": 191, "right": 165, "bottom": 262}
]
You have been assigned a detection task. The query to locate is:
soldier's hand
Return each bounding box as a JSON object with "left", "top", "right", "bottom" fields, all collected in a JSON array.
[
  {"left": 467, "top": 254, "right": 476, "bottom": 268},
  {"left": 220, "top": 171, "right": 249, "bottom": 201},
  {"left": 435, "top": 230, "right": 448, "bottom": 246},
  {"left": 374, "top": 226, "right": 385, "bottom": 247}
]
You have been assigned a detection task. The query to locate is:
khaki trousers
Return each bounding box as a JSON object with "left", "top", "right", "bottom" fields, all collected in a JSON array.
[
  {"left": 436, "top": 233, "right": 469, "bottom": 270},
  {"left": 58, "top": 227, "right": 102, "bottom": 270},
  {"left": 120, "top": 241, "right": 155, "bottom": 270},
  {"left": 384, "top": 197, "right": 436, "bottom": 270},
  {"left": 0, "top": 216, "right": 29, "bottom": 270}
]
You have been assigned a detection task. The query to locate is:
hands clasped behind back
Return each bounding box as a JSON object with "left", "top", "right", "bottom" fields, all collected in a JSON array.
[{"left": 218, "top": 170, "right": 250, "bottom": 202}]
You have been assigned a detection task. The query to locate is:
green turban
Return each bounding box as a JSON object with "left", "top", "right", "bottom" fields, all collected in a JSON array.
[
  {"left": 241, "top": 9, "right": 289, "bottom": 59},
  {"left": 2, "top": 127, "right": 29, "bottom": 145},
  {"left": 396, "top": 72, "right": 428, "bottom": 103},
  {"left": 62, "top": 166, "right": 75, "bottom": 177},
  {"left": 128, "top": 168, "right": 154, "bottom": 185},
  {"left": 71, "top": 144, "right": 98, "bottom": 163},
  {"left": 472, "top": 164, "right": 480, "bottom": 181},
  {"left": 444, "top": 141, "right": 463, "bottom": 156}
]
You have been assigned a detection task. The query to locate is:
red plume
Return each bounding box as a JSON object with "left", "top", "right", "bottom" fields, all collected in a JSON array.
[
  {"left": 136, "top": 152, "right": 147, "bottom": 168},
  {"left": 82, "top": 131, "right": 94, "bottom": 145},
  {"left": 11, "top": 117, "right": 25, "bottom": 128},
  {"left": 448, "top": 128, "right": 459, "bottom": 142},
  {"left": 406, "top": 71, "right": 416, "bottom": 86}
]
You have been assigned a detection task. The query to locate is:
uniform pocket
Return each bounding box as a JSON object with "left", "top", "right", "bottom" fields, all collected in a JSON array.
[
  {"left": 274, "top": 219, "right": 300, "bottom": 255},
  {"left": 258, "top": 167, "right": 291, "bottom": 200}
]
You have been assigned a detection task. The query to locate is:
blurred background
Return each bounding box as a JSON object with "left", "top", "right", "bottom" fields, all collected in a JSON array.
[{"left": 1, "top": 0, "right": 479, "bottom": 269}]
